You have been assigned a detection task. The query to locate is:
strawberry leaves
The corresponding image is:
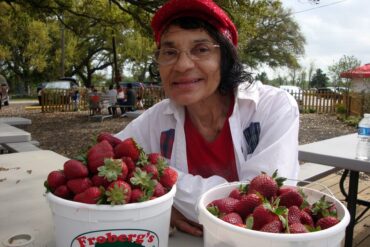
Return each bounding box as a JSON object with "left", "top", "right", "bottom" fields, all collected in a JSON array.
[{"left": 97, "top": 158, "right": 123, "bottom": 182}]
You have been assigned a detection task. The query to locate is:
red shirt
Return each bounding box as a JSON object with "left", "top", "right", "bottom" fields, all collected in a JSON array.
[{"left": 185, "top": 97, "right": 238, "bottom": 182}]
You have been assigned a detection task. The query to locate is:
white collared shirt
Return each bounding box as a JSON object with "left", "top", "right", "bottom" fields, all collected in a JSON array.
[{"left": 115, "top": 81, "right": 300, "bottom": 222}]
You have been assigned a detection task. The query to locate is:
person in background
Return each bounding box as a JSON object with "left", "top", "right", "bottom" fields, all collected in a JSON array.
[
  {"left": 89, "top": 88, "right": 101, "bottom": 115},
  {"left": 136, "top": 95, "right": 144, "bottom": 109},
  {"left": 71, "top": 89, "right": 80, "bottom": 111},
  {"left": 123, "top": 83, "right": 137, "bottom": 111},
  {"left": 116, "top": 85, "right": 125, "bottom": 114},
  {"left": 115, "top": 0, "right": 299, "bottom": 236},
  {"left": 107, "top": 84, "right": 118, "bottom": 116}
]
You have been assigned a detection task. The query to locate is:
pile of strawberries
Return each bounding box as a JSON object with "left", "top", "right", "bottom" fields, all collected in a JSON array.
[
  {"left": 207, "top": 170, "right": 340, "bottom": 234},
  {"left": 44, "top": 133, "right": 178, "bottom": 205}
]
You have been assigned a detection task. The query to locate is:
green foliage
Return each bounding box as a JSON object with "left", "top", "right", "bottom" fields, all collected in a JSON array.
[
  {"left": 310, "top": 69, "right": 329, "bottom": 88},
  {"left": 335, "top": 104, "right": 347, "bottom": 114},
  {"left": 300, "top": 108, "right": 317, "bottom": 114},
  {"left": 328, "top": 55, "right": 361, "bottom": 85},
  {"left": 0, "top": 2, "right": 57, "bottom": 91},
  {"left": 232, "top": 1, "right": 305, "bottom": 69},
  {"left": 343, "top": 116, "right": 361, "bottom": 127},
  {"left": 337, "top": 114, "right": 361, "bottom": 127},
  {"left": 255, "top": 72, "right": 269, "bottom": 84},
  {"left": 1, "top": 0, "right": 306, "bottom": 92}
]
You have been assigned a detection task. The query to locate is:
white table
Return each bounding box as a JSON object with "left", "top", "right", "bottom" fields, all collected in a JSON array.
[
  {"left": 299, "top": 133, "right": 370, "bottom": 247},
  {"left": 0, "top": 117, "right": 32, "bottom": 126},
  {"left": 0, "top": 150, "right": 202, "bottom": 247},
  {"left": 0, "top": 123, "right": 31, "bottom": 143}
]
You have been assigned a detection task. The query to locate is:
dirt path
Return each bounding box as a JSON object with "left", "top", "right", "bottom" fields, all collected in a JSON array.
[{"left": 1, "top": 101, "right": 356, "bottom": 159}]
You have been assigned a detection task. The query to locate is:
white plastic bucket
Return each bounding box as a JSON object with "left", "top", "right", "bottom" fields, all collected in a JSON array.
[
  {"left": 198, "top": 183, "right": 350, "bottom": 247},
  {"left": 47, "top": 185, "right": 176, "bottom": 247}
]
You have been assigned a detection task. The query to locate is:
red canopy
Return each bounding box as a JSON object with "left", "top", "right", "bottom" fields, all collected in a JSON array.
[{"left": 340, "top": 63, "right": 370, "bottom": 78}]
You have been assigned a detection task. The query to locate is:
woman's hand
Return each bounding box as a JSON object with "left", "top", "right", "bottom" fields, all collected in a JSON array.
[{"left": 171, "top": 206, "right": 203, "bottom": 237}]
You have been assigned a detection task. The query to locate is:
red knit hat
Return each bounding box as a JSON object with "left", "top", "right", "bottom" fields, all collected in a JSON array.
[{"left": 151, "top": 0, "right": 238, "bottom": 46}]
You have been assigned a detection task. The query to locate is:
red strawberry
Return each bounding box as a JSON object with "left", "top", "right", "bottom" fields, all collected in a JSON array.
[
  {"left": 148, "top": 153, "right": 164, "bottom": 165},
  {"left": 289, "top": 223, "right": 308, "bottom": 233},
  {"left": 300, "top": 210, "right": 314, "bottom": 227},
  {"left": 278, "top": 186, "right": 297, "bottom": 196},
  {"left": 159, "top": 167, "right": 178, "bottom": 188},
  {"left": 302, "top": 206, "right": 313, "bottom": 217},
  {"left": 234, "top": 193, "right": 262, "bottom": 218},
  {"left": 67, "top": 177, "right": 93, "bottom": 195},
  {"left": 130, "top": 188, "right": 146, "bottom": 203},
  {"left": 87, "top": 140, "right": 114, "bottom": 174},
  {"left": 106, "top": 180, "right": 132, "bottom": 205},
  {"left": 316, "top": 216, "right": 339, "bottom": 230},
  {"left": 74, "top": 186, "right": 104, "bottom": 204},
  {"left": 97, "top": 132, "right": 122, "bottom": 147},
  {"left": 46, "top": 170, "right": 66, "bottom": 191},
  {"left": 117, "top": 162, "right": 129, "bottom": 181},
  {"left": 208, "top": 197, "right": 239, "bottom": 215},
  {"left": 153, "top": 181, "right": 166, "bottom": 197},
  {"left": 63, "top": 159, "right": 89, "bottom": 179},
  {"left": 53, "top": 185, "right": 72, "bottom": 199},
  {"left": 114, "top": 138, "right": 142, "bottom": 161},
  {"left": 142, "top": 164, "right": 159, "bottom": 180},
  {"left": 248, "top": 170, "right": 286, "bottom": 200},
  {"left": 252, "top": 203, "right": 280, "bottom": 230},
  {"left": 221, "top": 212, "right": 243, "bottom": 225},
  {"left": 260, "top": 220, "right": 283, "bottom": 233},
  {"left": 287, "top": 206, "right": 301, "bottom": 225},
  {"left": 279, "top": 190, "right": 304, "bottom": 208},
  {"left": 229, "top": 184, "right": 248, "bottom": 200},
  {"left": 121, "top": 156, "right": 135, "bottom": 173},
  {"left": 91, "top": 174, "right": 110, "bottom": 188}
]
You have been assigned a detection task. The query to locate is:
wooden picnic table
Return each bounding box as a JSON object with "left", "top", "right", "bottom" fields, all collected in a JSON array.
[{"left": 0, "top": 123, "right": 31, "bottom": 143}]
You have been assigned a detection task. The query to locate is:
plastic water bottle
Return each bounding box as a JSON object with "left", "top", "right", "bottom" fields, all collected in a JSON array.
[{"left": 356, "top": 113, "right": 370, "bottom": 161}]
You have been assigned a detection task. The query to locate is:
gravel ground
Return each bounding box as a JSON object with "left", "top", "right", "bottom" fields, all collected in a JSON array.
[{"left": 1, "top": 101, "right": 357, "bottom": 159}]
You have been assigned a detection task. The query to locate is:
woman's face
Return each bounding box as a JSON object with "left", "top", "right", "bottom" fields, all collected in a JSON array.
[{"left": 158, "top": 25, "right": 221, "bottom": 106}]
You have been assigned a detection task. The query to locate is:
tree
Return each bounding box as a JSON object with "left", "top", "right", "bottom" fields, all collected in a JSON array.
[
  {"left": 1, "top": 0, "right": 306, "bottom": 91},
  {"left": 232, "top": 1, "right": 305, "bottom": 69},
  {"left": 255, "top": 72, "right": 269, "bottom": 84},
  {"left": 0, "top": 2, "right": 58, "bottom": 93},
  {"left": 307, "top": 61, "right": 316, "bottom": 84},
  {"left": 310, "top": 69, "right": 329, "bottom": 88},
  {"left": 298, "top": 69, "right": 307, "bottom": 89},
  {"left": 327, "top": 55, "right": 361, "bottom": 87}
]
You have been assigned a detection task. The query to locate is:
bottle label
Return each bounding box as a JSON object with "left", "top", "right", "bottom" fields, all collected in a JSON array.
[{"left": 358, "top": 127, "right": 370, "bottom": 136}]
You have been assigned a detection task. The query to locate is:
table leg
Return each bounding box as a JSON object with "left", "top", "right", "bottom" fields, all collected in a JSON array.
[{"left": 344, "top": 170, "right": 359, "bottom": 247}]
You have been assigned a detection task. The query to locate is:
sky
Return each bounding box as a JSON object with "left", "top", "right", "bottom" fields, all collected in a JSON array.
[{"left": 267, "top": 0, "right": 370, "bottom": 78}]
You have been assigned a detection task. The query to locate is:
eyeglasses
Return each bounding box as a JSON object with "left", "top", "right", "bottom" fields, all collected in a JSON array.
[{"left": 154, "top": 42, "right": 220, "bottom": 66}]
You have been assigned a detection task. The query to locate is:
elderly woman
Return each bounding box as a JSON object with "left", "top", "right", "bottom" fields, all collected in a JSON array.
[{"left": 116, "top": 0, "right": 299, "bottom": 236}]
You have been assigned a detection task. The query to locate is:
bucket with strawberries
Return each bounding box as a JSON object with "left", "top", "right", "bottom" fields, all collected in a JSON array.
[
  {"left": 45, "top": 133, "right": 178, "bottom": 247},
  {"left": 198, "top": 171, "right": 350, "bottom": 247}
]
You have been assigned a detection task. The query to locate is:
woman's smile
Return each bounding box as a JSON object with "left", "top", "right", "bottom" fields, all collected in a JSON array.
[{"left": 172, "top": 78, "right": 202, "bottom": 88}]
